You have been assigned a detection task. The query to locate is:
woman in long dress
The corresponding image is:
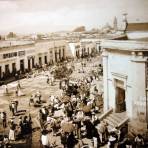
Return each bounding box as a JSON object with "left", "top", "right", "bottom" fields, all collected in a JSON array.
[
  {"left": 9, "top": 121, "right": 16, "bottom": 141},
  {"left": 41, "top": 130, "right": 50, "bottom": 148},
  {"left": 3, "top": 85, "right": 8, "bottom": 94},
  {"left": 17, "top": 88, "right": 24, "bottom": 96}
]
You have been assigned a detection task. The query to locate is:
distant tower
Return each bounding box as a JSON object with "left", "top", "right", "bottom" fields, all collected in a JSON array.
[
  {"left": 122, "top": 13, "right": 128, "bottom": 33},
  {"left": 113, "top": 16, "right": 118, "bottom": 31}
]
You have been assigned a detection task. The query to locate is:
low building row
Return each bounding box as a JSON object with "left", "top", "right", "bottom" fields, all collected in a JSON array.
[
  {"left": 0, "top": 40, "right": 67, "bottom": 80},
  {"left": 0, "top": 37, "right": 104, "bottom": 81}
]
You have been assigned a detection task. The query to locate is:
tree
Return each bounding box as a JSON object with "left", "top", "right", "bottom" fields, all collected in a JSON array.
[{"left": 37, "top": 34, "right": 43, "bottom": 40}]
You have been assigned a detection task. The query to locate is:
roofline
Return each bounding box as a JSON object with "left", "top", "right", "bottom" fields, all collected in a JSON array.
[
  {"left": 101, "top": 39, "right": 148, "bottom": 52},
  {"left": 0, "top": 39, "right": 67, "bottom": 49},
  {"left": 0, "top": 42, "right": 35, "bottom": 50}
]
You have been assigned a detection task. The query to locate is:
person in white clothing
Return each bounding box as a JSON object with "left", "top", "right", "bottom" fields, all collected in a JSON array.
[
  {"left": 4, "top": 85, "right": 8, "bottom": 94},
  {"left": 41, "top": 130, "right": 50, "bottom": 148},
  {"left": 9, "top": 120, "right": 16, "bottom": 141}
]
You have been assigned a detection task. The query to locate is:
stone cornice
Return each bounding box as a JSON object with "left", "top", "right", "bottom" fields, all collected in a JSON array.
[
  {"left": 102, "top": 49, "right": 108, "bottom": 57},
  {"left": 101, "top": 39, "right": 148, "bottom": 52},
  {"left": 111, "top": 72, "right": 128, "bottom": 79},
  {"left": 131, "top": 57, "right": 147, "bottom": 63},
  {"left": 0, "top": 43, "right": 34, "bottom": 51}
]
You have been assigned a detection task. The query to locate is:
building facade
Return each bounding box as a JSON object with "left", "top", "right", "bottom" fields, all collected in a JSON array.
[
  {"left": 0, "top": 40, "right": 67, "bottom": 80},
  {"left": 68, "top": 40, "right": 98, "bottom": 59},
  {"left": 101, "top": 39, "right": 148, "bottom": 133}
]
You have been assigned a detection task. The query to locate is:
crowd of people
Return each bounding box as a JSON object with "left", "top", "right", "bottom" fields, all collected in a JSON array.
[
  {"left": 0, "top": 109, "right": 32, "bottom": 147},
  {"left": 36, "top": 60, "right": 146, "bottom": 148},
  {"left": 9, "top": 115, "right": 32, "bottom": 141},
  {"left": 0, "top": 58, "right": 146, "bottom": 148},
  {"left": 34, "top": 73, "right": 130, "bottom": 148}
]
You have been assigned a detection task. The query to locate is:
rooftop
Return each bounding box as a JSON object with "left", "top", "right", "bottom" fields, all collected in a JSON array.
[
  {"left": 101, "top": 39, "right": 148, "bottom": 52},
  {"left": 101, "top": 23, "right": 148, "bottom": 52},
  {"left": 0, "top": 40, "right": 35, "bottom": 49}
]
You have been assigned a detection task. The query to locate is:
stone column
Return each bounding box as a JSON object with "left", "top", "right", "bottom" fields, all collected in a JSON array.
[
  {"left": 24, "top": 56, "right": 28, "bottom": 70},
  {"left": 52, "top": 48, "right": 55, "bottom": 63},
  {"left": 16, "top": 58, "right": 20, "bottom": 71},
  {"left": 102, "top": 49, "right": 109, "bottom": 112},
  {"left": 129, "top": 51, "right": 147, "bottom": 134},
  {"left": 131, "top": 51, "right": 146, "bottom": 120},
  {"left": 1, "top": 63, "right": 4, "bottom": 75},
  {"left": 32, "top": 56, "right": 35, "bottom": 68},
  {"left": 9, "top": 61, "right": 12, "bottom": 73},
  {"left": 57, "top": 48, "right": 59, "bottom": 62}
]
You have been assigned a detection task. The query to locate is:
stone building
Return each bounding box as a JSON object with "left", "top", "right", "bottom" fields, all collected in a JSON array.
[
  {"left": 35, "top": 40, "right": 66, "bottom": 66},
  {"left": 101, "top": 23, "right": 148, "bottom": 134},
  {"left": 0, "top": 40, "right": 35, "bottom": 79},
  {"left": 0, "top": 40, "right": 67, "bottom": 80},
  {"left": 68, "top": 39, "right": 99, "bottom": 59}
]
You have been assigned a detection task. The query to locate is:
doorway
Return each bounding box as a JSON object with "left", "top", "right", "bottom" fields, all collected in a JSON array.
[
  {"left": 87, "top": 48, "right": 90, "bottom": 55},
  {"left": 32, "top": 58, "right": 35, "bottom": 68},
  {"left": 28, "top": 59, "right": 31, "bottom": 71},
  {"left": 20, "top": 59, "right": 25, "bottom": 73},
  {"left": 77, "top": 50, "right": 80, "bottom": 58},
  {"left": 12, "top": 63, "right": 16, "bottom": 76},
  {"left": 44, "top": 56, "right": 47, "bottom": 64},
  {"left": 5, "top": 64, "right": 10, "bottom": 78},
  {"left": 55, "top": 51, "right": 57, "bottom": 62},
  {"left": 39, "top": 57, "right": 42, "bottom": 67},
  {"left": 115, "top": 86, "right": 126, "bottom": 113}
]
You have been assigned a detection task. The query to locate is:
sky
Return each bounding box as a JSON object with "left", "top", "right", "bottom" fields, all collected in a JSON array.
[{"left": 0, "top": 0, "right": 148, "bottom": 34}]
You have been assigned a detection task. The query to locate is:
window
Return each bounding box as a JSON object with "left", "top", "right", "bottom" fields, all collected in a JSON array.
[
  {"left": 3, "top": 52, "right": 17, "bottom": 59},
  {"left": 18, "top": 51, "right": 25, "bottom": 56}
]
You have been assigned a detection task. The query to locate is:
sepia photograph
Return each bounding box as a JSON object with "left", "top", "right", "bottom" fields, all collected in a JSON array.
[{"left": 0, "top": 0, "right": 148, "bottom": 147}]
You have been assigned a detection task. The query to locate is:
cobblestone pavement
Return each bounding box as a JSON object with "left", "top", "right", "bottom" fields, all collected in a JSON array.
[{"left": 0, "top": 56, "right": 105, "bottom": 147}]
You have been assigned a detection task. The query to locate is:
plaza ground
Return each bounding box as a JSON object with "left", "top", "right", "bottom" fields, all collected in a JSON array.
[{"left": 0, "top": 56, "right": 104, "bottom": 147}]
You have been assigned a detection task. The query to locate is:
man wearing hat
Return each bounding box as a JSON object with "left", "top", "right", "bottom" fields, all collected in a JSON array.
[{"left": 0, "top": 111, "right": 7, "bottom": 128}]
